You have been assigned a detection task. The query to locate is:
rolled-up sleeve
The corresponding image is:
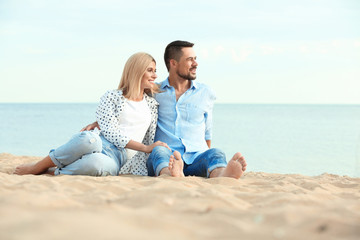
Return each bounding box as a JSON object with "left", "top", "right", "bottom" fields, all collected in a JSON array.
[{"left": 96, "top": 90, "right": 130, "bottom": 149}]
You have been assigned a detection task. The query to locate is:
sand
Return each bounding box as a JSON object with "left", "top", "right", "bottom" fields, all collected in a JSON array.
[{"left": 0, "top": 153, "right": 359, "bottom": 240}]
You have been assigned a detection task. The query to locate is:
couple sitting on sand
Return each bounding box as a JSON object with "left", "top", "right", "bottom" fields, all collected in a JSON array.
[{"left": 15, "top": 40, "right": 247, "bottom": 179}]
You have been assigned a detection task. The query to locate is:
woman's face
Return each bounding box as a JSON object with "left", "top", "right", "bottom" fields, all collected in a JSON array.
[{"left": 140, "top": 61, "right": 157, "bottom": 90}]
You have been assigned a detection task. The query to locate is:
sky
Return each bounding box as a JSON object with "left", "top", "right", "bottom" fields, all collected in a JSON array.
[{"left": 0, "top": 0, "right": 359, "bottom": 104}]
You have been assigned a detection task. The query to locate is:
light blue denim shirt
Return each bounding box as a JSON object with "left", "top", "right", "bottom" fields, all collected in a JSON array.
[{"left": 154, "top": 78, "right": 216, "bottom": 164}]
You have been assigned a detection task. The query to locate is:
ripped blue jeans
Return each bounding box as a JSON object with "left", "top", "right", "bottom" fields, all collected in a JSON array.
[{"left": 49, "top": 131, "right": 126, "bottom": 176}]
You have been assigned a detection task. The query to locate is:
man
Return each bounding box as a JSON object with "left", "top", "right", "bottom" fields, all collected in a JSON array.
[{"left": 146, "top": 40, "right": 246, "bottom": 178}]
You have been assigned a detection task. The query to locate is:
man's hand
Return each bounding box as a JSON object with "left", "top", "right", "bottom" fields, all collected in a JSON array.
[{"left": 80, "top": 121, "right": 100, "bottom": 132}]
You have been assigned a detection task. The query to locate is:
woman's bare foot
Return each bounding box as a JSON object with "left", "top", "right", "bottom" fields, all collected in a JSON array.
[
  {"left": 14, "top": 163, "right": 45, "bottom": 175},
  {"left": 14, "top": 156, "right": 56, "bottom": 175},
  {"left": 168, "top": 151, "right": 185, "bottom": 177},
  {"left": 211, "top": 152, "right": 247, "bottom": 179}
]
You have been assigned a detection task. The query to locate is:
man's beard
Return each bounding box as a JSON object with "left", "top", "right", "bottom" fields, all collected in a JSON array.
[{"left": 176, "top": 68, "right": 197, "bottom": 80}]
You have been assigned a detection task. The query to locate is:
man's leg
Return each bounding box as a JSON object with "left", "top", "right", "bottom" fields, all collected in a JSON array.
[
  {"left": 147, "top": 146, "right": 184, "bottom": 177},
  {"left": 168, "top": 151, "right": 184, "bottom": 177},
  {"left": 209, "top": 152, "right": 247, "bottom": 179},
  {"left": 184, "top": 148, "right": 247, "bottom": 179},
  {"left": 183, "top": 148, "right": 227, "bottom": 177}
]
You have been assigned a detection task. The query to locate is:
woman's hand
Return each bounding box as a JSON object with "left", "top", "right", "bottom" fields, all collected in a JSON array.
[{"left": 145, "top": 141, "right": 170, "bottom": 153}]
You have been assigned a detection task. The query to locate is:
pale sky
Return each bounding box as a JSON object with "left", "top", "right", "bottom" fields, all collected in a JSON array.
[{"left": 1, "top": 0, "right": 359, "bottom": 104}]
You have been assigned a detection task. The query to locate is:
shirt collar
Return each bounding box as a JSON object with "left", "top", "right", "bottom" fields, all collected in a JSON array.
[
  {"left": 160, "top": 78, "right": 171, "bottom": 89},
  {"left": 160, "top": 77, "right": 198, "bottom": 89},
  {"left": 190, "top": 80, "right": 197, "bottom": 89}
]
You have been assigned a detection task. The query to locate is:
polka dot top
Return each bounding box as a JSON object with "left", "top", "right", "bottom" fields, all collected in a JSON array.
[{"left": 96, "top": 89, "right": 159, "bottom": 175}]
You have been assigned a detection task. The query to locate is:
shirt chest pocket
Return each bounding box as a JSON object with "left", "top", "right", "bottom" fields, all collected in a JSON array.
[{"left": 186, "top": 104, "right": 206, "bottom": 124}]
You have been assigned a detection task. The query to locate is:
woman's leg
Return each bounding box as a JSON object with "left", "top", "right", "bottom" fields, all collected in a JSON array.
[
  {"left": 14, "top": 131, "right": 102, "bottom": 175},
  {"left": 49, "top": 131, "right": 102, "bottom": 168},
  {"left": 55, "top": 152, "right": 120, "bottom": 176},
  {"left": 56, "top": 134, "right": 125, "bottom": 176},
  {"left": 14, "top": 155, "right": 55, "bottom": 175}
]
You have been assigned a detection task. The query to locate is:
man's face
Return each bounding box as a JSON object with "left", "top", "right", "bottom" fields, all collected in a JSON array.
[{"left": 175, "top": 47, "right": 198, "bottom": 80}]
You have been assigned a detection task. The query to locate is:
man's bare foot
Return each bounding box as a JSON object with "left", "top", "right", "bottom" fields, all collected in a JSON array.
[
  {"left": 212, "top": 152, "right": 247, "bottom": 179},
  {"left": 168, "top": 151, "right": 185, "bottom": 177},
  {"left": 14, "top": 163, "right": 46, "bottom": 175}
]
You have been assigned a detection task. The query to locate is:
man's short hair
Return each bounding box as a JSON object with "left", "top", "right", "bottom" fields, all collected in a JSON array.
[{"left": 164, "top": 40, "right": 194, "bottom": 71}]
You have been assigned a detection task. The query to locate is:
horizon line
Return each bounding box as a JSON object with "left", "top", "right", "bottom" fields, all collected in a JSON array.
[{"left": 1, "top": 102, "right": 359, "bottom": 106}]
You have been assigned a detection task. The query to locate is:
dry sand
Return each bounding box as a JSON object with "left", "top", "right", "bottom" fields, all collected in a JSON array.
[{"left": 0, "top": 153, "right": 359, "bottom": 240}]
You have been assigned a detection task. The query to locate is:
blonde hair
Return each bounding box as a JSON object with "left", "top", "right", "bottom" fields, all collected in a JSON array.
[{"left": 118, "top": 52, "right": 159, "bottom": 99}]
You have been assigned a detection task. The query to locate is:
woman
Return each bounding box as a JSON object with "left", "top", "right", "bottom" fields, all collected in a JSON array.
[{"left": 14, "top": 52, "right": 169, "bottom": 176}]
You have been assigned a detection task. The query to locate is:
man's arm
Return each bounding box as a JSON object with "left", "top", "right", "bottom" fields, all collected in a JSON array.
[
  {"left": 80, "top": 121, "right": 99, "bottom": 132},
  {"left": 204, "top": 87, "right": 216, "bottom": 150}
]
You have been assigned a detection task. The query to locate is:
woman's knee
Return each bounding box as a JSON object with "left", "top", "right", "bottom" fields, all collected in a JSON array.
[{"left": 72, "top": 131, "right": 102, "bottom": 154}]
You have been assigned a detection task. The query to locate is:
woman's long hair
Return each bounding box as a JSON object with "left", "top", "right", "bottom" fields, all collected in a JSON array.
[{"left": 118, "top": 52, "right": 159, "bottom": 99}]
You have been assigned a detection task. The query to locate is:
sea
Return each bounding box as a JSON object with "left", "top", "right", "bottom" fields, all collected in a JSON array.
[{"left": 1, "top": 103, "right": 359, "bottom": 177}]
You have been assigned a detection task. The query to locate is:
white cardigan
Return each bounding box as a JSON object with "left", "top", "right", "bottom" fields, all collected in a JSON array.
[{"left": 96, "top": 89, "right": 159, "bottom": 176}]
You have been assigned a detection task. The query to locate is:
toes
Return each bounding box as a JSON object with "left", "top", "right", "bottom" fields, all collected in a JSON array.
[
  {"left": 173, "top": 151, "right": 181, "bottom": 160},
  {"left": 231, "top": 153, "right": 246, "bottom": 168},
  {"left": 169, "top": 156, "right": 175, "bottom": 170},
  {"left": 14, "top": 167, "right": 22, "bottom": 174},
  {"left": 231, "top": 152, "right": 242, "bottom": 161},
  {"left": 240, "top": 158, "right": 247, "bottom": 167},
  {"left": 238, "top": 158, "right": 247, "bottom": 171}
]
